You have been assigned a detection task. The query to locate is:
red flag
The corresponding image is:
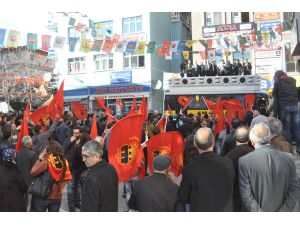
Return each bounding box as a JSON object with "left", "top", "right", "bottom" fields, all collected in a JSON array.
[
  {"left": 155, "top": 116, "right": 167, "bottom": 133},
  {"left": 223, "top": 101, "right": 244, "bottom": 125},
  {"left": 41, "top": 35, "right": 51, "bottom": 51},
  {"left": 244, "top": 94, "right": 255, "bottom": 112},
  {"left": 16, "top": 104, "right": 30, "bottom": 151},
  {"left": 115, "top": 99, "right": 124, "bottom": 111},
  {"left": 178, "top": 96, "right": 192, "bottom": 109},
  {"left": 104, "top": 106, "right": 113, "bottom": 115},
  {"left": 95, "top": 97, "right": 106, "bottom": 110},
  {"left": 105, "top": 114, "right": 118, "bottom": 129},
  {"left": 47, "top": 81, "right": 64, "bottom": 121},
  {"left": 126, "top": 97, "right": 137, "bottom": 117},
  {"left": 222, "top": 99, "right": 242, "bottom": 106},
  {"left": 162, "top": 41, "right": 171, "bottom": 54},
  {"left": 108, "top": 115, "right": 144, "bottom": 182},
  {"left": 146, "top": 131, "right": 184, "bottom": 177},
  {"left": 213, "top": 98, "right": 226, "bottom": 136},
  {"left": 139, "top": 96, "right": 148, "bottom": 121},
  {"left": 90, "top": 114, "right": 98, "bottom": 140},
  {"left": 102, "top": 39, "right": 114, "bottom": 53},
  {"left": 202, "top": 97, "right": 217, "bottom": 111},
  {"left": 71, "top": 102, "right": 87, "bottom": 120},
  {"left": 30, "top": 106, "right": 48, "bottom": 125}
]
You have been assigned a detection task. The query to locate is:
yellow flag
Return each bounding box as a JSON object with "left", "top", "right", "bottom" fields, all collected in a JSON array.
[
  {"left": 182, "top": 51, "right": 189, "bottom": 60},
  {"left": 185, "top": 40, "right": 194, "bottom": 48},
  {"left": 6, "top": 30, "right": 20, "bottom": 48},
  {"left": 136, "top": 41, "right": 146, "bottom": 54},
  {"left": 79, "top": 39, "right": 93, "bottom": 53}
]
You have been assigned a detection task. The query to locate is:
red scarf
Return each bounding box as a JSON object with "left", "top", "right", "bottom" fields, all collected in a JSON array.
[{"left": 48, "top": 154, "right": 72, "bottom": 182}]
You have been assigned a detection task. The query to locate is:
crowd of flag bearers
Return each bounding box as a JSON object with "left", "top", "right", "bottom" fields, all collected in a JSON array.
[{"left": 1, "top": 78, "right": 300, "bottom": 212}]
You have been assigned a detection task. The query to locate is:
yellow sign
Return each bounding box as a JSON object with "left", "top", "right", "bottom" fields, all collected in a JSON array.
[{"left": 255, "top": 12, "right": 281, "bottom": 21}]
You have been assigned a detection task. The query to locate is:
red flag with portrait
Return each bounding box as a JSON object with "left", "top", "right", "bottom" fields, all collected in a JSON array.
[
  {"left": 244, "top": 94, "right": 255, "bottom": 112},
  {"left": 146, "top": 131, "right": 184, "bottom": 177},
  {"left": 90, "top": 114, "right": 98, "bottom": 140},
  {"left": 16, "top": 104, "right": 30, "bottom": 151},
  {"left": 178, "top": 96, "right": 192, "bottom": 109},
  {"left": 108, "top": 115, "right": 144, "bottom": 182},
  {"left": 47, "top": 81, "right": 64, "bottom": 121},
  {"left": 30, "top": 106, "right": 48, "bottom": 125},
  {"left": 71, "top": 102, "right": 87, "bottom": 120}
]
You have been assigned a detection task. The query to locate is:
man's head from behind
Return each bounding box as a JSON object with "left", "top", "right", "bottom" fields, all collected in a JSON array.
[
  {"left": 82, "top": 140, "right": 103, "bottom": 167},
  {"left": 249, "top": 123, "right": 271, "bottom": 148},
  {"left": 194, "top": 127, "right": 215, "bottom": 153},
  {"left": 153, "top": 155, "right": 171, "bottom": 175},
  {"left": 266, "top": 117, "right": 282, "bottom": 136},
  {"left": 21, "top": 136, "right": 33, "bottom": 149},
  {"left": 234, "top": 126, "right": 249, "bottom": 145}
]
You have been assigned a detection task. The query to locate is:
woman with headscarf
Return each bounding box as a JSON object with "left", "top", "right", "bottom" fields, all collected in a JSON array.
[
  {"left": 30, "top": 140, "right": 72, "bottom": 212},
  {"left": 0, "top": 148, "right": 27, "bottom": 211}
]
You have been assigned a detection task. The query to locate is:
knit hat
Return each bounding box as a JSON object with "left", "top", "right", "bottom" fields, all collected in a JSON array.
[
  {"left": 2, "top": 148, "right": 16, "bottom": 164},
  {"left": 274, "top": 70, "right": 287, "bottom": 81},
  {"left": 153, "top": 155, "right": 171, "bottom": 171}
]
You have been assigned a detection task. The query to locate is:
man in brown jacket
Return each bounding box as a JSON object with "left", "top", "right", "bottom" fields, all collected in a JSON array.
[{"left": 266, "top": 117, "right": 293, "bottom": 154}]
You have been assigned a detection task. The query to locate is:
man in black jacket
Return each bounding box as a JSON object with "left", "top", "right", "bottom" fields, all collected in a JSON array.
[
  {"left": 15, "top": 136, "right": 38, "bottom": 210},
  {"left": 128, "top": 155, "right": 181, "bottom": 212},
  {"left": 225, "top": 126, "right": 253, "bottom": 211},
  {"left": 80, "top": 140, "right": 118, "bottom": 212},
  {"left": 178, "top": 127, "right": 234, "bottom": 211},
  {"left": 272, "top": 70, "right": 300, "bottom": 153}
]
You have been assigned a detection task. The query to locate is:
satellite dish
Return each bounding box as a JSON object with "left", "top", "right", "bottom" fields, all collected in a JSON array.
[{"left": 152, "top": 80, "right": 163, "bottom": 90}]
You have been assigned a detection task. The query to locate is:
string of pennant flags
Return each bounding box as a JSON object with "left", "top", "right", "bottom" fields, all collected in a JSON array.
[{"left": 0, "top": 19, "right": 283, "bottom": 61}]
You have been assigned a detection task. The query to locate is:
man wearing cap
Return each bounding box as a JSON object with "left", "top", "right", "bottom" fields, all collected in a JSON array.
[
  {"left": 272, "top": 70, "right": 300, "bottom": 153},
  {"left": 178, "top": 127, "right": 235, "bottom": 211},
  {"left": 128, "top": 155, "right": 181, "bottom": 212}
]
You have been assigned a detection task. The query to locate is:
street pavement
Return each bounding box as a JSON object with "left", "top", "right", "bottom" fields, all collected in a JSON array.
[{"left": 59, "top": 148, "right": 300, "bottom": 212}]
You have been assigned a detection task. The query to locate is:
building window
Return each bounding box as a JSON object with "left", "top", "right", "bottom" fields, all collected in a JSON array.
[
  {"left": 94, "top": 54, "right": 114, "bottom": 71},
  {"left": 122, "top": 16, "right": 142, "bottom": 34},
  {"left": 231, "top": 12, "right": 241, "bottom": 23},
  {"left": 241, "top": 12, "right": 250, "bottom": 23},
  {"left": 205, "top": 12, "right": 223, "bottom": 26},
  {"left": 93, "top": 20, "right": 113, "bottom": 40},
  {"left": 123, "top": 52, "right": 145, "bottom": 68},
  {"left": 68, "top": 57, "right": 86, "bottom": 74}
]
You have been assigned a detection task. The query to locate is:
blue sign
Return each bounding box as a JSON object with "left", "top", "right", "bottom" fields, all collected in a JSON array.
[
  {"left": 110, "top": 71, "right": 132, "bottom": 84},
  {"left": 260, "top": 77, "right": 272, "bottom": 92}
]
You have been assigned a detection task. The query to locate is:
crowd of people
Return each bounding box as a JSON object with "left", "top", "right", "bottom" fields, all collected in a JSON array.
[
  {"left": 180, "top": 59, "right": 252, "bottom": 77},
  {"left": 0, "top": 70, "right": 300, "bottom": 212}
]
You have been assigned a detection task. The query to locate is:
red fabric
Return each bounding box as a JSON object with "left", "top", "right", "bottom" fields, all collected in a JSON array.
[
  {"left": 213, "top": 98, "right": 226, "bottom": 136},
  {"left": 104, "top": 107, "right": 113, "bottom": 115},
  {"left": 157, "top": 47, "right": 164, "bottom": 57},
  {"left": 95, "top": 97, "right": 106, "bottom": 110},
  {"left": 137, "top": 154, "right": 146, "bottom": 180},
  {"left": 155, "top": 116, "right": 167, "bottom": 133},
  {"left": 102, "top": 39, "right": 114, "bottom": 53},
  {"left": 47, "top": 81, "right": 64, "bottom": 121},
  {"left": 115, "top": 99, "right": 124, "bottom": 111},
  {"left": 90, "top": 115, "right": 98, "bottom": 140},
  {"left": 126, "top": 97, "right": 137, "bottom": 117},
  {"left": 30, "top": 106, "right": 48, "bottom": 125},
  {"left": 139, "top": 96, "right": 148, "bottom": 121},
  {"left": 108, "top": 115, "right": 144, "bottom": 182},
  {"left": 202, "top": 97, "right": 217, "bottom": 111},
  {"left": 178, "top": 96, "right": 192, "bottom": 109},
  {"left": 48, "top": 154, "right": 72, "bottom": 182},
  {"left": 222, "top": 99, "right": 242, "bottom": 106},
  {"left": 71, "top": 102, "right": 87, "bottom": 120},
  {"left": 16, "top": 104, "right": 30, "bottom": 151},
  {"left": 244, "top": 94, "right": 255, "bottom": 112},
  {"left": 146, "top": 131, "right": 184, "bottom": 177},
  {"left": 223, "top": 101, "right": 245, "bottom": 125},
  {"left": 162, "top": 41, "right": 171, "bottom": 54}
]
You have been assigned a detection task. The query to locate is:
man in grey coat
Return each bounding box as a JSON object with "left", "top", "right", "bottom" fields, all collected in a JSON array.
[{"left": 239, "top": 123, "right": 300, "bottom": 211}]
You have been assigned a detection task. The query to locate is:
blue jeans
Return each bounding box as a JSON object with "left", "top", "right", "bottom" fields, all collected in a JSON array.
[
  {"left": 32, "top": 196, "right": 61, "bottom": 212},
  {"left": 67, "top": 169, "right": 81, "bottom": 209},
  {"left": 281, "top": 105, "right": 300, "bottom": 149}
]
